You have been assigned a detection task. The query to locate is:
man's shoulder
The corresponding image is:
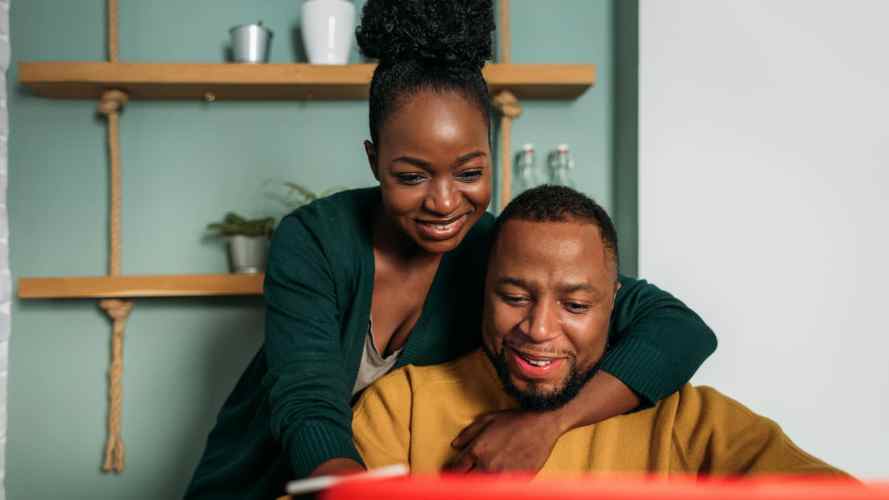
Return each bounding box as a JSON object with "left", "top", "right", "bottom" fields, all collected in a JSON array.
[
  {"left": 660, "top": 384, "right": 782, "bottom": 437},
  {"left": 359, "top": 351, "right": 489, "bottom": 407}
]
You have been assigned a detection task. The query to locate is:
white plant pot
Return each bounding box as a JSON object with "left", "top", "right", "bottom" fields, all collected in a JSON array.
[
  {"left": 228, "top": 235, "right": 268, "bottom": 274},
  {"left": 301, "top": 0, "right": 356, "bottom": 65}
]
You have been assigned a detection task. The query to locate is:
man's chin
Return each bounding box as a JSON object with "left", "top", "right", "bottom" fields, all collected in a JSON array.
[
  {"left": 485, "top": 345, "right": 598, "bottom": 412},
  {"left": 509, "top": 377, "right": 565, "bottom": 401}
]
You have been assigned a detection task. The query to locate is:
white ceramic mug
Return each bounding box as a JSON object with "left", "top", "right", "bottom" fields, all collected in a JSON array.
[{"left": 301, "top": 0, "right": 356, "bottom": 65}]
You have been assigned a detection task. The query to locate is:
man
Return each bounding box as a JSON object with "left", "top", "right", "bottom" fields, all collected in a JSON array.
[{"left": 351, "top": 186, "right": 845, "bottom": 477}]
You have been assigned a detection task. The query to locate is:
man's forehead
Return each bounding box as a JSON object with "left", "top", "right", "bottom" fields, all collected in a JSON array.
[
  {"left": 494, "top": 219, "right": 605, "bottom": 259},
  {"left": 491, "top": 219, "right": 610, "bottom": 279}
]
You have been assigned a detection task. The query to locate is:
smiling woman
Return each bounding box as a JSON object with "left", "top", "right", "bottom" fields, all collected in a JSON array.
[{"left": 184, "top": 1, "right": 717, "bottom": 499}]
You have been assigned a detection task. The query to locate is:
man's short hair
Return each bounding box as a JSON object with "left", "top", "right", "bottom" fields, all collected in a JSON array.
[{"left": 492, "top": 185, "right": 620, "bottom": 274}]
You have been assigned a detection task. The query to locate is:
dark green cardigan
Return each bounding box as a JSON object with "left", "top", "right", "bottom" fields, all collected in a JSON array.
[{"left": 185, "top": 188, "right": 717, "bottom": 499}]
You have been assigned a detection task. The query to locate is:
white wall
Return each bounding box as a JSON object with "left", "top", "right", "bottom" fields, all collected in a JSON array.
[{"left": 638, "top": 1, "right": 889, "bottom": 478}]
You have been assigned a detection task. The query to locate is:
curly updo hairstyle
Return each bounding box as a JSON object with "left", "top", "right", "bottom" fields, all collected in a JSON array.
[{"left": 355, "top": 0, "right": 496, "bottom": 145}]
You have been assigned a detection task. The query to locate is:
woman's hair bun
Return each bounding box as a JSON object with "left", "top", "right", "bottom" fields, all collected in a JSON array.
[{"left": 356, "top": 0, "right": 495, "bottom": 72}]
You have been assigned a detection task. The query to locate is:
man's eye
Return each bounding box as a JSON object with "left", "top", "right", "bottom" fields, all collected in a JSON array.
[
  {"left": 456, "top": 169, "right": 483, "bottom": 182},
  {"left": 499, "top": 293, "right": 529, "bottom": 306},
  {"left": 564, "top": 301, "right": 591, "bottom": 314},
  {"left": 396, "top": 173, "right": 425, "bottom": 185}
]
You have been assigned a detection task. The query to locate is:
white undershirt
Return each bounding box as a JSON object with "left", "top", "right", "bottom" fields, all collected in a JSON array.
[{"left": 351, "top": 321, "right": 403, "bottom": 395}]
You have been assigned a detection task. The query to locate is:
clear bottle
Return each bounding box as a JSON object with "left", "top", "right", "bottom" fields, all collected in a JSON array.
[
  {"left": 513, "top": 144, "right": 542, "bottom": 194},
  {"left": 547, "top": 144, "right": 576, "bottom": 188}
]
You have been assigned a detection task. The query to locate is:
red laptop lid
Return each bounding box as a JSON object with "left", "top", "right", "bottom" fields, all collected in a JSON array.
[{"left": 323, "top": 474, "right": 888, "bottom": 500}]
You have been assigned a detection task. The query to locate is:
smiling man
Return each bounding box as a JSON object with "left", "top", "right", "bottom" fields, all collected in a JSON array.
[{"left": 351, "top": 185, "right": 845, "bottom": 476}]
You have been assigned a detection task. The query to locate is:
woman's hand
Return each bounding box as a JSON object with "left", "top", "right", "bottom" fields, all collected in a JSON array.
[
  {"left": 446, "top": 409, "right": 565, "bottom": 472},
  {"left": 309, "top": 458, "right": 365, "bottom": 477}
]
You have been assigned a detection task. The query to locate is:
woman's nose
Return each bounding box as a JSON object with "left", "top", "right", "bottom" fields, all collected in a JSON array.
[{"left": 423, "top": 179, "right": 459, "bottom": 215}]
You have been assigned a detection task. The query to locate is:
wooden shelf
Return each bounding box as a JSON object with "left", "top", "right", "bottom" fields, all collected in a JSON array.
[
  {"left": 18, "top": 62, "right": 595, "bottom": 100},
  {"left": 18, "top": 274, "right": 264, "bottom": 299}
]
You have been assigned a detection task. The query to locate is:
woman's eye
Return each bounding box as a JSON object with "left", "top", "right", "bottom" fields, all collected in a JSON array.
[
  {"left": 396, "top": 173, "right": 426, "bottom": 185},
  {"left": 456, "top": 169, "right": 484, "bottom": 182}
]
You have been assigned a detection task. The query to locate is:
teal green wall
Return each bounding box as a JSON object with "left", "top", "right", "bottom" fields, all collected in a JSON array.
[{"left": 7, "top": 1, "right": 631, "bottom": 498}]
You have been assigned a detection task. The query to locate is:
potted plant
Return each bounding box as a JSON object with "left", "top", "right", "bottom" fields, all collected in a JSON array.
[
  {"left": 207, "top": 212, "right": 275, "bottom": 274},
  {"left": 277, "top": 182, "right": 344, "bottom": 210}
]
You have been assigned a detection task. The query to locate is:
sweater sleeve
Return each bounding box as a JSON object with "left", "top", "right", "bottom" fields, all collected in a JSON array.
[
  {"left": 263, "top": 214, "right": 364, "bottom": 479},
  {"left": 672, "top": 386, "right": 848, "bottom": 476},
  {"left": 598, "top": 276, "right": 718, "bottom": 406}
]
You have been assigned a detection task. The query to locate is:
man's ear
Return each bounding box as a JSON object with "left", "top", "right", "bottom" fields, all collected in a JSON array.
[{"left": 364, "top": 140, "right": 379, "bottom": 181}]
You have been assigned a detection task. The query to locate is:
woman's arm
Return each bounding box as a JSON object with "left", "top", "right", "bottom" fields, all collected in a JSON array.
[
  {"left": 265, "top": 214, "right": 365, "bottom": 479},
  {"left": 449, "top": 275, "right": 716, "bottom": 471}
]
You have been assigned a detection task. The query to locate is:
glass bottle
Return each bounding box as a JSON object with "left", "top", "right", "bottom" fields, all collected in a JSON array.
[
  {"left": 547, "top": 144, "right": 576, "bottom": 188},
  {"left": 513, "top": 144, "right": 542, "bottom": 194}
]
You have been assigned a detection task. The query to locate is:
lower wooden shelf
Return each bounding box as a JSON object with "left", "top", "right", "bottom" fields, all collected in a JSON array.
[{"left": 18, "top": 273, "right": 264, "bottom": 299}]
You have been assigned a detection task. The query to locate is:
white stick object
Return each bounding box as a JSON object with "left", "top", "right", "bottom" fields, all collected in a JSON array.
[{"left": 285, "top": 464, "right": 409, "bottom": 496}]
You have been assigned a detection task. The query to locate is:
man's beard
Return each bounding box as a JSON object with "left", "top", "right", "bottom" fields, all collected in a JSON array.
[{"left": 483, "top": 344, "right": 598, "bottom": 411}]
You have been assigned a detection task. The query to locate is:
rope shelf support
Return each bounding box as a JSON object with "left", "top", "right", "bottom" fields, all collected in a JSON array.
[
  {"left": 493, "top": 90, "right": 523, "bottom": 211},
  {"left": 495, "top": 0, "right": 522, "bottom": 211},
  {"left": 98, "top": 0, "right": 132, "bottom": 474}
]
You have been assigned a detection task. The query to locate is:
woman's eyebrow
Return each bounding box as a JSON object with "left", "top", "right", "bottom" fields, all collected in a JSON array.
[
  {"left": 454, "top": 151, "right": 487, "bottom": 166},
  {"left": 391, "top": 155, "right": 432, "bottom": 170}
]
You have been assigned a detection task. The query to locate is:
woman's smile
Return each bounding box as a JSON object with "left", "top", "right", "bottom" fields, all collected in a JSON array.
[{"left": 414, "top": 210, "right": 474, "bottom": 241}]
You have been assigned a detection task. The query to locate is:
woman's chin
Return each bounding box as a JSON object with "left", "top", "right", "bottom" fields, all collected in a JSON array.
[{"left": 413, "top": 236, "right": 464, "bottom": 255}]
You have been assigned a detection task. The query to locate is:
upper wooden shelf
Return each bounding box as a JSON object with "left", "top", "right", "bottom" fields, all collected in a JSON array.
[
  {"left": 18, "top": 274, "right": 264, "bottom": 299},
  {"left": 18, "top": 62, "right": 596, "bottom": 101}
]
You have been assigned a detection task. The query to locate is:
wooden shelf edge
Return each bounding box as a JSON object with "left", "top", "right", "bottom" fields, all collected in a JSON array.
[
  {"left": 18, "top": 274, "right": 264, "bottom": 299},
  {"left": 18, "top": 62, "right": 595, "bottom": 100}
]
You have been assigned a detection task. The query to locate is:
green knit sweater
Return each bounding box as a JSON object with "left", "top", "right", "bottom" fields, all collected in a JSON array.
[{"left": 185, "top": 188, "right": 717, "bottom": 500}]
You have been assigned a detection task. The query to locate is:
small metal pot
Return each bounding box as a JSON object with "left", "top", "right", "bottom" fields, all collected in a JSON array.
[
  {"left": 228, "top": 235, "right": 268, "bottom": 274},
  {"left": 230, "top": 22, "right": 273, "bottom": 63}
]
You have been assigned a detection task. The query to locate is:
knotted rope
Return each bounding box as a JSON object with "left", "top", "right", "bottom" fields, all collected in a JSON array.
[
  {"left": 492, "top": 90, "right": 523, "bottom": 211},
  {"left": 98, "top": 299, "right": 133, "bottom": 473},
  {"left": 98, "top": 0, "right": 131, "bottom": 473},
  {"left": 97, "top": 89, "right": 131, "bottom": 474},
  {"left": 107, "top": 0, "right": 119, "bottom": 63},
  {"left": 97, "top": 90, "right": 128, "bottom": 277}
]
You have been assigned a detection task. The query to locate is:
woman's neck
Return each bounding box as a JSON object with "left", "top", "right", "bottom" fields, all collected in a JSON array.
[{"left": 372, "top": 207, "right": 442, "bottom": 269}]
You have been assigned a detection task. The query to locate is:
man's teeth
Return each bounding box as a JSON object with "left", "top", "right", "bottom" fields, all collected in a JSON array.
[{"left": 524, "top": 357, "right": 552, "bottom": 367}]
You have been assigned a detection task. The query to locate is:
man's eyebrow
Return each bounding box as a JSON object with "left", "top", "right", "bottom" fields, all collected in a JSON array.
[
  {"left": 559, "top": 282, "right": 607, "bottom": 301},
  {"left": 496, "top": 277, "right": 530, "bottom": 289}
]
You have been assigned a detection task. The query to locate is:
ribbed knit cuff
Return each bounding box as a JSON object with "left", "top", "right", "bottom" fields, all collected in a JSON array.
[
  {"left": 598, "top": 337, "right": 674, "bottom": 408},
  {"left": 288, "top": 420, "right": 365, "bottom": 479}
]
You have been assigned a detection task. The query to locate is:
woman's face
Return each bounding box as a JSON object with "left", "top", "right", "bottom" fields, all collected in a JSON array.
[{"left": 366, "top": 89, "right": 492, "bottom": 254}]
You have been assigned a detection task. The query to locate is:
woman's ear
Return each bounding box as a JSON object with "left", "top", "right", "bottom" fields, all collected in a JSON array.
[{"left": 364, "top": 140, "right": 379, "bottom": 181}]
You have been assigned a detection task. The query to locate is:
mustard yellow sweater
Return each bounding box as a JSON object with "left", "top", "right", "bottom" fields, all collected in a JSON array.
[{"left": 352, "top": 350, "right": 844, "bottom": 476}]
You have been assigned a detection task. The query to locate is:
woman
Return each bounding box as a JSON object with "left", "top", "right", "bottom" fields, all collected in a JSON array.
[{"left": 186, "top": 1, "right": 716, "bottom": 498}]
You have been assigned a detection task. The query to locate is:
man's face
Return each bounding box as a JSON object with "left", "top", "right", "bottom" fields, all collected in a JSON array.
[{"left": 482, "top": 219, "right": 617, "bottom": 410}]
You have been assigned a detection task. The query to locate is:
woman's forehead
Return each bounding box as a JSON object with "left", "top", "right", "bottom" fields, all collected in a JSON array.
[{"left": 378, "top": 90, "right": 489, "bottom": 150}]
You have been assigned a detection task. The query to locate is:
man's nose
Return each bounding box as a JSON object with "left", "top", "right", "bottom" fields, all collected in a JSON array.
[
  {"left": 524, "top": 299, "right": 561, "bottom": 344},
  {"left": 423, "top": 178, "right": 459, "bottom": 215}
]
